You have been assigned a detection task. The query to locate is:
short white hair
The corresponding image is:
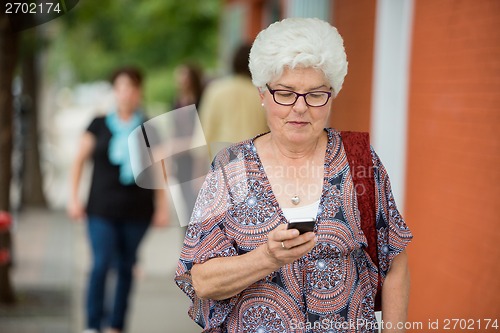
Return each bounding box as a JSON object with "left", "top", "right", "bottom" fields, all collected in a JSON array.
[{"left": 249, "top": 17, "right": 348, "bottom": 96}]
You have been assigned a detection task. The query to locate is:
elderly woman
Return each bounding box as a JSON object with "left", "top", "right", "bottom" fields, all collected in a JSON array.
[{"left": 175, "top": 18, "right": 412, "bottom": 332}]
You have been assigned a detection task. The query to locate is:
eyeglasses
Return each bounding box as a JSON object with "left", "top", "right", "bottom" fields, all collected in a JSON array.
[{"left": 266, "top": 84, "right": 333, "bottom": 107}]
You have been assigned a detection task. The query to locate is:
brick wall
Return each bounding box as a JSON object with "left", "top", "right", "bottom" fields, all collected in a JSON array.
[
  {"left": 405, "top": 0, "right": 500, "bottom": 324},
  {"left": 329, "top": 0, "right": 376, "bottom": 132}
]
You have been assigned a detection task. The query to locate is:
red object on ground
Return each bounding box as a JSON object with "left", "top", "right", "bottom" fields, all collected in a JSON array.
[
  {"left": 0, "top": 211, "right": 11, "bottom": 231},
  {"left": 0, "top": 211, "right": 12, "bottom": 264}
]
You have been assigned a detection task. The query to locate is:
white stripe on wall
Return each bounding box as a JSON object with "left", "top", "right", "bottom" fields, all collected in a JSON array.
[
  {"left": 371, "top": 0, "right": 414, "bottom": 212},
  {"left": 285, "top": 0, "right": 331, "bottom": 21}
]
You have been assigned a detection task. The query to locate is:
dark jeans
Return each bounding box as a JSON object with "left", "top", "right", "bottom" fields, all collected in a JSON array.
[{"left": 86, "top": 215, "right": 150, "bottom": 331}]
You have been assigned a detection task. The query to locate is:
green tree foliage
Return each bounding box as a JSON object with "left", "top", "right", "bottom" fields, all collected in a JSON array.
[{"left": 49, "top": 0, "right": 220, "bottom": 104}]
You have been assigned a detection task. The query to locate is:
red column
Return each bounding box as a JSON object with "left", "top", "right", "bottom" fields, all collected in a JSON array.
[
  {"left": 329, "top": 0, "right": 377, "bottom": 132},
  {"left": 405, "top": 0, "right": 500, "bottom": 323}
]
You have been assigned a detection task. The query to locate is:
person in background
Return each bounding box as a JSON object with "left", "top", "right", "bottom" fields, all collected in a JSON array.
[
  {"left": 199, "top": 44, "right": 269, "bottom": 145},
  {"left": 175, "top": 18, "right": 412, "bottom": 332},
  {"left": 68, "top": 67, "right": 168, "bottom": 333},
  {"left": 173, "top": 63, "right": 204, "bottom": 109},
  {"left": 169, "top": 63, "right": 206, "bottom": 223}
]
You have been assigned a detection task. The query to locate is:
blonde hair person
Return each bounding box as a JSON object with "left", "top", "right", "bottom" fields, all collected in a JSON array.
[{"left": 175, "top": 18, "right": 412, "bottom": 332}]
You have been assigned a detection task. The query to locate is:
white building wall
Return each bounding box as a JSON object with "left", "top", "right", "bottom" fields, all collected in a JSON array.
[
  {"left": 284, "top": 0, "right": 331, "bottom": 21},
  {"left": 371, "top": 0, "right": 414, "bottom": 212}
]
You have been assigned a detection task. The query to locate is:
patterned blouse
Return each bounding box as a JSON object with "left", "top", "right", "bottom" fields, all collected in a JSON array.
[{"left": 175, "top": 128, "right": 413, "bottom": 333}]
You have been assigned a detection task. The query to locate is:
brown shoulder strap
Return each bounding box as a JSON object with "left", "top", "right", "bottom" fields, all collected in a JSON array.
[{"left": 340, "top": 131, "right": 381, "bottom": 311}]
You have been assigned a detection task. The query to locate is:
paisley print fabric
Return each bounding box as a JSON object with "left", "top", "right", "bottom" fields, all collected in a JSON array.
[{"left": 174, "top": 128, "right": 413, "bottom": 332}]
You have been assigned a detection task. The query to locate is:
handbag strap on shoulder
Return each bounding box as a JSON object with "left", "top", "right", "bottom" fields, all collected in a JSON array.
[{"left": 340, "top": 131, "right": 381, "bottom": 310}]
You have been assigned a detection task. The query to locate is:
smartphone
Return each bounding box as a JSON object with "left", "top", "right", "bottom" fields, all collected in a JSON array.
[{"left": 287, "top": 217, "right": 316, "bottom": 234}]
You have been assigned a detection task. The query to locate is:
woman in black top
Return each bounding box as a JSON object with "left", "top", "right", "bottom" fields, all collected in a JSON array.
[{"left": 68, "top": 67, "right": 168, "bottom": 333}]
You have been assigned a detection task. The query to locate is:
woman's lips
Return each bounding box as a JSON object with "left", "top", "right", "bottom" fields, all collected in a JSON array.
[{"left": 288, "top": 121, "right": 309, "bottom": 127}]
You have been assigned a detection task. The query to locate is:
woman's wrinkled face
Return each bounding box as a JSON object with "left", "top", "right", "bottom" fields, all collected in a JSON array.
[
  {"left": 114, "top": 74, "right": 142, "bottom": 114},
  {"left": 260, "top": 67, "right": 333, "bottom": 145}
]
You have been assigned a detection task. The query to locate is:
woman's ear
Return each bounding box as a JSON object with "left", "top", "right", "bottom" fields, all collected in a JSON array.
[{"left": 257, "top": 87, "right": 265, "bottom": 102}]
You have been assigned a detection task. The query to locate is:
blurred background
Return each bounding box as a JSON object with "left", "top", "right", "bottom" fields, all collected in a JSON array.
[{"left": 0, "top": 0, "right": 499, "bottom": 332}]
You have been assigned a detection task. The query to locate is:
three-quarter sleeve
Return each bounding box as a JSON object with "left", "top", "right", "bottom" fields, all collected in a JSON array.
[
  {"left": 371, "top": 148, "right": 413, "bottom": 282},
  {"left": 174, "top": 149, "right": 242, "bottom": 332}
]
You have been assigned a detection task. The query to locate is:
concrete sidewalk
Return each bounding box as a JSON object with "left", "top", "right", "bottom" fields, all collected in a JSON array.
[{"left": 0, "top": 208, "right": 199, "bottom": 333}]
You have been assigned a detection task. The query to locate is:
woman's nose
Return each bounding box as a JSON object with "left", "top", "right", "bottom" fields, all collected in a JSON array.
[{"left": 292, "top": 95, "right": 308, "bottom": 113}]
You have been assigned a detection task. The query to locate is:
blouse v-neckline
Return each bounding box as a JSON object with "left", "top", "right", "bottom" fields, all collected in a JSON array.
[{"left": 248, "top": 128, "right": 337, "bottom": 223}]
